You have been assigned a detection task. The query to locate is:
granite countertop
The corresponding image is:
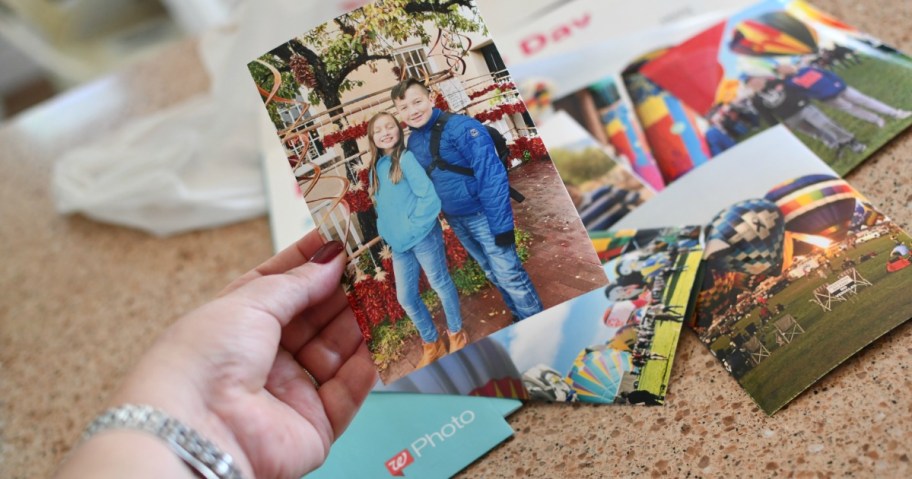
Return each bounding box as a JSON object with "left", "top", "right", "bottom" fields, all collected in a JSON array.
[{"left": 2, "top": 1, "right": 911, "bottom": 477}]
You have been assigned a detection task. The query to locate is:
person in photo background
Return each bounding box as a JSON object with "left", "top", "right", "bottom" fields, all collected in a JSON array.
[
  {"left": 775, "top": 62, "right": 911, "bottom": 128},
  {"left": 391, "top": 79, "right": 544, "bottom": 323},
  {"left": 367, "top": 112, "right": 467, "bottom": 368},
  {"left": 744, "top": 74, "right": 866, "bottom": 155}
]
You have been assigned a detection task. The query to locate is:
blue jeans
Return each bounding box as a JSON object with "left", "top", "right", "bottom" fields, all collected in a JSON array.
[
  {"left": 392, "top": 222, "right": 463, "bottom": 343},
  {"left": 445, "top": 212, "right": 543, "bottom": 320}
]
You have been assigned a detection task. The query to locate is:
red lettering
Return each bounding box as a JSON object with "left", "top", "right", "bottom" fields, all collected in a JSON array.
[
  {"left": 572, "top": 12, "right": 592, "bottom": 29},
  {"left": 552, "top": 25, "right": 572, "bottom": 42},
  {"left": 518, "top": 13, "right": 592, "bottom": 58},
  {"left": 520, "top": 34, "right": 547, "bottom": 56},
  {"left": 385, "top": 449, "right": 414, "bottom": 476}
]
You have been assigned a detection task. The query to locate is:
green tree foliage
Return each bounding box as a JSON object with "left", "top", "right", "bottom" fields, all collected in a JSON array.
[
  {"left": 247, "top": 57, "right": 299, "bottom": 129},
  {"left": 249, "top": 0, "right": 485, "bottom": 113}
]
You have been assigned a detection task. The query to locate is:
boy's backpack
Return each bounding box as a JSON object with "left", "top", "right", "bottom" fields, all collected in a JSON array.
[{"left": 427, "top": 112, "right": 525, "bottom": 202}]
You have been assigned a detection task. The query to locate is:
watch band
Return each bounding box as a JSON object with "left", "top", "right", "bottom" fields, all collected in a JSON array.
[{"left": 83, "top": 404, "right": 245, "bottom": 479}]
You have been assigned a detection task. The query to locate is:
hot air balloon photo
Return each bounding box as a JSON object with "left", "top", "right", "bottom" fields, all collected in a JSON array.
[
  {"left": 566, "top": 347, "right": 635, "bottom": 403},
  {"left": 689, "top": 163, "right": 912, "bottom": 414},
  {"left": 627, "top": 0, "right": 912, "bottom": 181},
  {"left": 537, "top": 111, "right": 654, "bottom": 232}
]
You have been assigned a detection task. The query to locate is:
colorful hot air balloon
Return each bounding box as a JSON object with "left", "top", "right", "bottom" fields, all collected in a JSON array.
[
  {"left": 704, "top": 198, "right": 786, "bottom": 276},
  {"left": 639, "top": 22, "right": 727, "bottom": 117},
  {"left": 729, "top": 10, "right": 819, "bottom": 57},
  {"left": 763, "top": 174, "right": 859, "bottom": 245},
  {"left": 786, "top": 0, "right": 857, "bottom": 34},
  {"left": 565, "top": 347, "right": 635, "bottom": 404},
  {"left": 851, "top": 201, "right": 884, "bottom": 229},
  {"left": 623, "top": 71, "right": 711, "bottom": 183},
  {"left": 602, "top": 103, "right": 665, "bottom": 190},
  {"left": 590, "top": 229, "right": 638, "bottom": 263},
  {"left": 606, "top": 324, "right": 639, "bottom": 351}
]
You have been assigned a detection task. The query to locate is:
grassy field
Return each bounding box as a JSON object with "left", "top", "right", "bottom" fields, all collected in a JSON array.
[
  {"left": 637, "top": 249, "right": 704, "bottom": 398},
  {"left": 789, "top": 54, "right": 912, "bottom": 175},
  {"left": 719, "top": 235, "right": 912, "bottom": 414}
]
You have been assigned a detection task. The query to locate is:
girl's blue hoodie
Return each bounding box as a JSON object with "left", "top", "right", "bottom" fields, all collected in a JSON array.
[{"left": 373, "top": 150, "right": 442, "bottom": 253}]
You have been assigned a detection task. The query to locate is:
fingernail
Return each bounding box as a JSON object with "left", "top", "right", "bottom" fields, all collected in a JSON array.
[{"left": 310, "top": 240, "right": 344, "bottom": 264}]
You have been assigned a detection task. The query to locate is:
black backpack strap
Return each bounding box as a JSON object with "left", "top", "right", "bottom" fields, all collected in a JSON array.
[
  {"left": 428, "top": 112, "right": 475, "bottom": 177},
  {"left": 427, "top": 112, "right": 524, "bottom": 203}
]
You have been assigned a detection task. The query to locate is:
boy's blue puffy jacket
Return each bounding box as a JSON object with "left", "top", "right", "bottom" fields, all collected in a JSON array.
[
  {"left": 406, "top": 109, "right": 514, "bottom": 236},
  {"left": 786, "top": 66, "right": 847, "bottom": 100}
]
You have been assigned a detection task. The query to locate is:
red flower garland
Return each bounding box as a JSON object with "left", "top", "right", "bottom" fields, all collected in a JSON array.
[
  {"left": 374, "top": 269, "right": 406, "bottom": 323},
  {"left": 508, "top": 136, "right": 548, "bottom": 162},
  {"left": 467, "top": 81, "right": 516, "bottom": 100},
  {"left": 434, "top": 93, "right": 450, "bottom": 112},
  {"left": 348, "top": 291, "right": 373, "bottom": 343},
  {"left": 343, "top": 169, "right": 373, "bottom": 213},
  {"left": 343, "top": 189, "right": 372, "bottom": 213},
  {"left": 443, "top": 225, "right": 468, "bottom": 270},
  {"left": 353, "top": 275, "right": 388, "bottom": 326},
  {"left": 473, "top": 102, "right": 528, "bottom": 123},
  {"left": 323, "top": 121, "right": 368, "bottom": 148}
]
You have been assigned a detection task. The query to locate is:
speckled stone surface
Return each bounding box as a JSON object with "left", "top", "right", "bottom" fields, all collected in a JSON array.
[{"left": 1, "top": 2, "right": 911, "bottom": 478}]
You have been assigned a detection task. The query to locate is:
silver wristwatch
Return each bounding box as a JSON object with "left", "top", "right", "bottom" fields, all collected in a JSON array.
[{"left": 83, "top": 404, "right": 245, "bottom": 479}]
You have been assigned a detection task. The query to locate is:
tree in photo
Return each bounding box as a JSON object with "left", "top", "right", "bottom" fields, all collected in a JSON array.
[{"left": 249, "top": 0, "right": 487, "bottom": 250}]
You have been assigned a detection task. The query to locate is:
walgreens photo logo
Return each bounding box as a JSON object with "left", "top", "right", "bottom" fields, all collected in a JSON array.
[{"left": 384, "top": 409, "right": 477, "bottom": 476}]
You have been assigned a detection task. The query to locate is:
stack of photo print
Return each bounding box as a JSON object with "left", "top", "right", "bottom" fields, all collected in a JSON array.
[{"left": 248, "top": 0, "right": 912, "bottom": 434}]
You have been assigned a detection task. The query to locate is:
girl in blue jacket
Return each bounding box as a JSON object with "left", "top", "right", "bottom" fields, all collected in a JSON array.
[{"left": 367, "top": 112, "right": 467, "bottom": 368}]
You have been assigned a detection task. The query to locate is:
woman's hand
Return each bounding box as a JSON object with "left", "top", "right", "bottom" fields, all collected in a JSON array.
[{"left": 57, "top": 231, "right": 377, "bottom": 479}]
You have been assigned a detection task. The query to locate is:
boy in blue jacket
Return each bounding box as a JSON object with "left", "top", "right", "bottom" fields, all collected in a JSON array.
[{"left": 391, "top": 79, "right": 543, "bottom": 321}]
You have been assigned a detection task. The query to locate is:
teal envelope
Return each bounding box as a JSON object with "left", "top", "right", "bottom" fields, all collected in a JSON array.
[{"left": 307, "top": 393, "right": 520, "bottom": 478}]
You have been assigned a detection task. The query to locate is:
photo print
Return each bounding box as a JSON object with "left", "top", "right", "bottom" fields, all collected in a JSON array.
[
  {"left": 506, "top": 0, "right": 912, "bottom": 188},
  {"left": 611, "top": 126, "right": 912, "bottom": 414},
  {"left": 381, "top": 228, "right": 704, "bottom": 405},
  {"left": 693, "top": 175, "right": 912, "bottom": 414},
  {"left": 247, "top": 0, "right": 606, "bottom": 384},
  {"left": 633, "top": 0, "right": 912, "bottom": 176}
]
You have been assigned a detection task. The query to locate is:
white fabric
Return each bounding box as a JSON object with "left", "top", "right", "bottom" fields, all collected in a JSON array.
[{"left": 51, "top": 0, "right": 353, "bottom": 236}]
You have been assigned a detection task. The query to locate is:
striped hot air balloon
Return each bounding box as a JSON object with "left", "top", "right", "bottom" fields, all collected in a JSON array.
[
  {"left": 729, "top": 10, "right": 819, "bottom": 57},
  {"left": 565, "top": 347, "right": 635, "bottom": 404},
  {"left": 590, "top": 229, "right": 638, "bottom": 263},
  {"left": 602, "top": 104, "right": 665, "bottom": 190},
  {"left": 705, "top": 198, "right": 786, "bottom": 276},
  {"left": 764, "top": 174, "right": 858, "bottom": 239}
]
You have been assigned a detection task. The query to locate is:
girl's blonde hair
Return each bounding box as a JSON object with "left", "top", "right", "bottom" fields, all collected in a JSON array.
[{"left": 367, "top": 112, "right": 405, "bottom": 201}]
